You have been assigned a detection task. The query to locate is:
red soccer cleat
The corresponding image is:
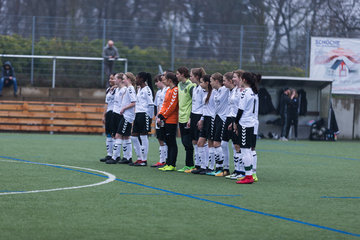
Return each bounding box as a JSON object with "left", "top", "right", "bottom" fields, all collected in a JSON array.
[
  {"left": 236, "top": 175, "right": 254, "bottom": 184},
  {"left": 151, "top": 162, "right": 166, "bottom": 168}
]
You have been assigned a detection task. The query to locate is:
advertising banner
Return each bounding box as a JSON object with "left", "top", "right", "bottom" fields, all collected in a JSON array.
[{"left": 310, "top": 37, "right": 360, "bottom": 94}]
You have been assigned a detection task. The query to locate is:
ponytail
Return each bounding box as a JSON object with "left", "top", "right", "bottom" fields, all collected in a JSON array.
[
  {"left": 242, "top": 72, "right": 259, "bottom": 94},
  {"left": 203, "top": 74, "right": 212, "bottom": 104}
]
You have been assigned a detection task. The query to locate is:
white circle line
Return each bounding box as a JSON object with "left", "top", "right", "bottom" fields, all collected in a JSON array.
[{"left": 0, "top": 160, "right": 116, "bottom": 196}]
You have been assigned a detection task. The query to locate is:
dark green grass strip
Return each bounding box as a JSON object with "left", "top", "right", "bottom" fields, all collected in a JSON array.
[
  {"left": 1, "top": 155, "right": 360, "bottom": 237},
  {"left": 258, "top": 149, "right": 360, "bottom": 161}
]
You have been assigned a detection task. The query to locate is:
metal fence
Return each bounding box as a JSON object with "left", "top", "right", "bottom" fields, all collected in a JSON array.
[{"left": 0, "top": 15, "right": 310, "bottom": 88}]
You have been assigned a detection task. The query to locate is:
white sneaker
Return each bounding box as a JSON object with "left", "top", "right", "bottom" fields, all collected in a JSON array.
[{"left": 226, "top": 173, "right": 237, "bottom": 179}]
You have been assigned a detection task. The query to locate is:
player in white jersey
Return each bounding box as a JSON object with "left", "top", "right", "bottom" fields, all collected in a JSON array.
[
  {"left": 186, "top": 67, "right": 207, "bottom": 173},
  {"left": 115, "top": 72, "right": 137, "bottom": 165},
  {"left": 192, "top": 74, "right": 216, "bottom": 175},
  {"left": 206, "top": 72, "right": 228, "bottom": 176},
  {"left": 106, "top": 73, "right": 127, "bottom": 164},
  {"left": 250, "top": 73, "right": 261, "bottom": 182},
  {"left": 151, "top": 74, "right": 169, "bottom": 168},
  {"left": 130, "top": 72, "right": 154, "bottom": 166},
  {"left": 225, "top": 69, "right": 246, "bottom": 180},
  {"left": 100, "top": 73, "right": 116, "bottom": 163},
  {"left": 233, "top": 72, "right": 259, "bottom": 184}
]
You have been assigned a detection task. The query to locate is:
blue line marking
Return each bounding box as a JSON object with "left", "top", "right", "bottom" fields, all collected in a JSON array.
[
  {"left": 1, "top": 155, "right": 359, "bottom": 237},
  {"left": 258, "top": 149, "right": 360, "bottom": 162},
  {"left": 119, "top": 193, "right": 243, "bottom": 197},
  {"left": 321, "top": 196, "right": 360, "bottom": 199}
]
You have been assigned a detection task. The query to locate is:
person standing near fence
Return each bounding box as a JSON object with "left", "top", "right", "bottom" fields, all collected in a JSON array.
[
  {"left": 102, "top": 40, "right": 119, "bottom": 78},
  {"left": 286, "top": 89, "right": 299, "bottom": 140}
]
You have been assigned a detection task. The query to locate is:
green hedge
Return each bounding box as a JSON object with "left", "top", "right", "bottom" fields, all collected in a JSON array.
[{"left": 0, "top": 34, "right": 304, "bottom": 88}]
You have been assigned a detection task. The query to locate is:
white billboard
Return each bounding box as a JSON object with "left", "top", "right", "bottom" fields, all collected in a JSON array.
[{"left": 310, "top": 37, "right": 360, "bottom": 94}]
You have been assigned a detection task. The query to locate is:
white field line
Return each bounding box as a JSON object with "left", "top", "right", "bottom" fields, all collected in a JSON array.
[{"left": 0, "top": 160, "right": 116, "bottom": 196}]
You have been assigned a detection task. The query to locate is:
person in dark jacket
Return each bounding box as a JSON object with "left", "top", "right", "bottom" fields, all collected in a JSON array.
[
  {"left": 285, "top": 89, "right": 299, "bottom": 140},
  {"left": 279, "top": 88, "right": 290, "bottom": 140},
  {"left": 0, "top": 61, "right": 18, "bottom": 97},
  {"left": 102, "top": 40, "right": 119, "bottom": 78}
]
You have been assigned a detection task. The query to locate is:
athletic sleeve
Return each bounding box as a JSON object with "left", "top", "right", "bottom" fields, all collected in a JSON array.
[
  {"left": 159, "top": 88, "right": 178, "bottom": 120},
  {"left": 128, "top": 86, "right": 136, "bottom": 102},
  {"left": 238, "top": 89, "right": 249, "bottom": 111}
]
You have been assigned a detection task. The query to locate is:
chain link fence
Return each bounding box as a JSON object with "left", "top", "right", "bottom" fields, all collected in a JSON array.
[{"left": 0, "top": 15, "right": 310, "bottom": 88}]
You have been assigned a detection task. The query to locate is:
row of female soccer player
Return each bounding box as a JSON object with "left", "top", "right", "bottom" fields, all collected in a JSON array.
[{"left": 99, "top": 67, "right": 260, "bottom": 184}]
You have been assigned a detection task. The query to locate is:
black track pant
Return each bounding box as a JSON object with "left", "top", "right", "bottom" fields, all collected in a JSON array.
[
  {"left": 165, "top": 123, "right": 178, "bottom": 167},
  {"left": 179, "top": 122, "right": 194, "bottom": 167}
]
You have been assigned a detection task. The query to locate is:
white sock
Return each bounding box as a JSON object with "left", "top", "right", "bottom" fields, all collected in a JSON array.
[
  {"left": 221, "top": 141, "right": 229, "bottom": 170},
  {"left": 241, "top": 148, "right": 253, "bottom": 176},
  {"left": 106, "top": 137, "right": 113, "bottom": 156},
  {"left": 208, "top": 147, "right": 215, "bottom": 170},
  {"left": 198, "top": 146, "right": 206, "bottom": 169},
  {"left": 252, "top": 149, "right": 257, "bottom": 173},
  {"left": 140, "top": 135, "right": 149, "bottom": 161},
  {"left": 164, "top": 144, "right": 168, "bottom": 159},
  {"left": 204, "top": 143, "right": 209, "bottom": 168},
  {"left": 112, "top": 138, "right": 123, "bottom": 160},
  {"left": 131, "top": 136, "right": 142, "bottom": 160},
  {"left": 122, "top": 139, "right": 132, "bottom": 160},
  {"left": 159, "top": 145, "right": 167, "bottom": 163},
  {"left": 233, "top": 151, "right": 241, "bottom": 172},
  {"left": 194, "top": 144, "right": 199, "bottom": 167},
  {"left": 214, "top": 146, "right": 223, "bottom": 169}
]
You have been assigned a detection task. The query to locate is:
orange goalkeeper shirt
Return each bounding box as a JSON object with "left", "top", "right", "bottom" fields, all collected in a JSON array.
[{"left": 158, "top": 86, "right": 179, "bottom": 124}]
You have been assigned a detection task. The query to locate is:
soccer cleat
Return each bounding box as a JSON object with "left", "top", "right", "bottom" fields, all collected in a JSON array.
[
  {"left": 105, "top": 157, "right": 120, "bottom": 164},
  {"left": 177, "top": 166, "right": 195, "bottom": 172},
  {"left": 118, "top": 157, "right": 132, "bottom": 164},
  {"left": 100, "top": 155, "right": 112, "bottom": 162},
  {"left": 151, "top": 162, "right": 166, "bottom": 168},
  {"left": 230, "top": 173, "right": 244, "bottom": 180},
  {"left": 200, "top": 168, "right": 212, "bottom": 175},
  {"left": 252, "top": 173, "right": 258, "bottom": 182},
  {"left": 236, "top": 175, "right": 246, "bottom": 181},
  {"left": 133, "top": 160, "right": 147, "bottom": 166},
  {"left": 225, "top": 172, "right": 238, "bottom": 179},
  {"left": 215, "top": 170, "right": 230, "bottom": 177},
  {"left": 206, "top": 170, "right": 217, "bottom": 176},
  {"left": 160, "top": 165, "right": 176, "bottom": 171},
  {"left": 158, "top": 165, "right": 168, "bottom": 170},
  {"left": 185, "top": 167, "right": 197, "bottom": 173},
  {"left": 129, "top": 159, "right": 142, "bottom": 166},
  {"left": 191, "top": 168, "right": 206, "bottom": 174},
  {"left": 236, "top": 175, "right": 254, "bottom": 184}
]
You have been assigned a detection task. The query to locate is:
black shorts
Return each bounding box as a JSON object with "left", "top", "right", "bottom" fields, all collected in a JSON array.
[
  {"left": 239, "top": 125, "right": 255, "bottom": 148},
  {"left": 199, "top": 116, "right": 215, "bottom": 140},
  {"left": 111, "top": 113, "right": 124, "bottom": 136},
  {"left": 190, "top": 113, "right": 202, "bottom": 141},
  {"left": 117, "top": 117, "right": 132, "bottom": 136},
  {"left": 105, "top": 111, "right": 114, "bottom": 135},
  {"left": 222, "top": 117, "right": 239, "bottom": 144},
  {"left": 156, "top": 127, "right": 166, "bottom": 141},
  {"left": 132, "top": 112, "right": 151, "bottom": 134},
  {"left": 251, "top": 134, "right": 257, "bottom": 148},
  {"left": 213, "top": 115, "right": 226, "bottom": 142}
]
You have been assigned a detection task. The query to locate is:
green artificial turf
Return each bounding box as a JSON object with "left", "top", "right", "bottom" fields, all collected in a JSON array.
[{"left": 0, "top": 133, "right": 359, "bottom": 240}]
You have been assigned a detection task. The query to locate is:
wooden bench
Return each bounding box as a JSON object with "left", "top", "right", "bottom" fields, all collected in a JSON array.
[
  {"left": 0, "top": 100, "right": 105, "bottom": 133},
  {"left": 0, "top": 100, "right": 157, "bottom": 134}
]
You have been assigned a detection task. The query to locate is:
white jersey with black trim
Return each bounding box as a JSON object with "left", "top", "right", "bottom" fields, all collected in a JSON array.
[
  {"left": 154, "top": 87, "right": 169, "bottom": 114},
  {"left": 238, "top": 87, "right": 258, "bottom": 128},
  {"left": 135, "top": 86, "right": 154, "bottom": 115},
  {"left": 120, "top": 85, "right": 137, "bottom": 122},
  {"left": 227, "top": 86, "right": 241, "bottom": 117},
  {"left": 202, "top": 89, "right": 216, "bottom": 117},
  {"left": 191, "top": 85, "right": 206, "bottom": 114},
  {"left": 214, "top": 86, "right": 229, "bottom": 121},
  {"left": 113, "top": 87, "right": 127, "bottom": 114},
  {"left": 105, "top": 87, "right": 116, "bottom": 112}
]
